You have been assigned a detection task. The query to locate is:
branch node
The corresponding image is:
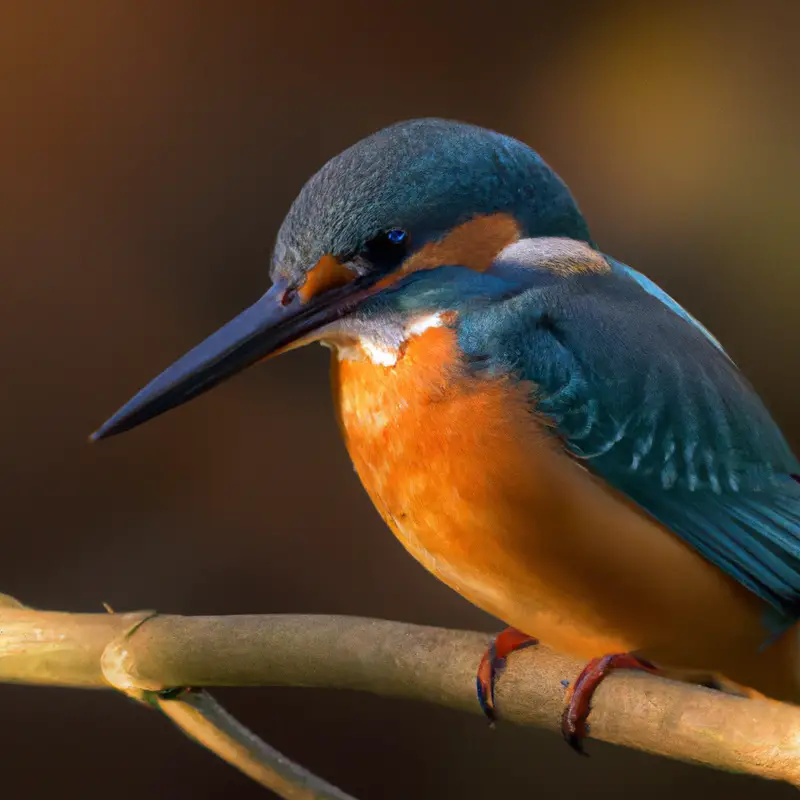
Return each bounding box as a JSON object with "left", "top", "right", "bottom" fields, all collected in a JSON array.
[{"left": 100, "top": 609, "right": 164, "bottom": 701}]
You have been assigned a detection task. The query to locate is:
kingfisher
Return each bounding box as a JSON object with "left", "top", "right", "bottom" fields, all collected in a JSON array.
[{"left": 92, "top": 118, "right": 800, "bottom": 750}]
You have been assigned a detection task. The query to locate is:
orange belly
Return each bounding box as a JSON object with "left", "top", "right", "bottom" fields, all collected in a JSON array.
[{"left": 330, "top": 326, "right": 799, "bottom": 700}]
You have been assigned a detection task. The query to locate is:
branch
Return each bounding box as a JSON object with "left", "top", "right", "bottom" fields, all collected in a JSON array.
[{"left": 1, "top": 601, "right": 799, "bottom": 793}]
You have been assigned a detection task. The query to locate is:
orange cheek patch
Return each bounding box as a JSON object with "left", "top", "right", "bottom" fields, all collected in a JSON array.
[
  {"left": 375, "top": 213, "right": 521, "bottom": 290},
  {"left": 298, "top": 254, "right": 356, "bottom": 303}
]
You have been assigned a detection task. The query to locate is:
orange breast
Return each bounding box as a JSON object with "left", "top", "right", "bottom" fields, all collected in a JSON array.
[{"left": 330, "top": 326, "right": 798, "bottom": 700}]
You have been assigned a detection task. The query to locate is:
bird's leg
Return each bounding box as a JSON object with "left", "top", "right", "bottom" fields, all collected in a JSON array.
[
  {"left": 476, "top": 627, "right": 538, "bottom": 724},
  {"left": 562, "top": 657, "right": 766, "bottom": 754},
  {"left": 562, "top": 652, "right": 657, "bottom": 753}
]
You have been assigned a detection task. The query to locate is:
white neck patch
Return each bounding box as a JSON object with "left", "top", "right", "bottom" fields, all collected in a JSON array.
[
  {"left": 335, "top": 311, "right": 447, "bottom": 366},
  {"left": 405, "top": 312, "right": 446, "bottom": 339}
]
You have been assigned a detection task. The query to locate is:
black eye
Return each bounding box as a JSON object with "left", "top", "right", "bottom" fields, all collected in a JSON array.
[{"left": 362, "top": 228, "right": 409, "bottom": 271}]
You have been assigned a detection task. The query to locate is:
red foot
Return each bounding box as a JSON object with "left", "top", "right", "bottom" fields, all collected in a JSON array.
[
  {"left": 562, "top": 653, "right": 657, "bottom": 754},
  {"left": 476, "top": 627, "right": 538, "bottom": 724}
]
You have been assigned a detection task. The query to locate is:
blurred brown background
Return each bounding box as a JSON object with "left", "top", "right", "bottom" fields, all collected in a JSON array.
[{"left": 1, "top": 1, "right": 798, "bottom": 797}]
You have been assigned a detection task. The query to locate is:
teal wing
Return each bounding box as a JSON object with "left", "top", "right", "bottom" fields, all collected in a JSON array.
[{"left": 458, "top": 260, "right": 800, "bottom": 633}]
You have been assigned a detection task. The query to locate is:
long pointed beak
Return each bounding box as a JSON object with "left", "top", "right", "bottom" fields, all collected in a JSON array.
[{"left": 91, "top": 276, "right": 361, "bottom": 441}]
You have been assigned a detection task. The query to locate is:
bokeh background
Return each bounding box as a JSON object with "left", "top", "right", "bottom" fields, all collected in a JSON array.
[{"left": 2, "top": 1, "right": 798, "bottom": 797}]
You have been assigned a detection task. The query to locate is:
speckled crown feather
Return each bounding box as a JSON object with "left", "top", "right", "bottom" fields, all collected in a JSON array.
[{"left": 271, "top": 118, "right": 592, "bottom": 285}]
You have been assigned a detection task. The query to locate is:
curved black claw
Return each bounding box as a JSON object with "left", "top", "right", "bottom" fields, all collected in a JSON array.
[
  {"left": 476, "top": 628, "right": 538, "bottom": 724},
  {"left": 562, "top": 652, "right": 656, "bottom": 754}
]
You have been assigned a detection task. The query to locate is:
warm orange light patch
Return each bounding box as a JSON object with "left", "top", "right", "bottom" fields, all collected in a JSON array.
[
  {"left": 298, "top": 254, "right": 355, "bottom": 303},
  {"left": 329, "top": 327, "right": 795, "bottom": 699},
  {"left": 375, "top": 213, "right": 521, "bottom": 290}
]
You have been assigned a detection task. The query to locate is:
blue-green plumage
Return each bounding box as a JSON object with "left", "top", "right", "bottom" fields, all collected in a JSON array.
[
  {"left": 92, "top": 116, "right": 800, "bottom": 720},
  {"left": 360, "top": 244, "right": 800, "bottom": 632},
  {"left": 453, "top": 255, "right": 800, "bottom": 632},
  {"left": 272, "top": 119, "right": 592, "bottom": 287},
  {"left": 94, "top": 115, "right": 800, "bottom": 633}
]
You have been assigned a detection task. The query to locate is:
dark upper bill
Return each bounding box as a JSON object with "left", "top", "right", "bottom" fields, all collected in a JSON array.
[{"left": 91, "top": 274, "right": 366, "bottom": 441}]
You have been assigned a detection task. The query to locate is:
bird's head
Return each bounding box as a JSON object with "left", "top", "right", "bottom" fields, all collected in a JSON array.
[{"left": 92, "top": 118, "right": 591, "bottom": 439}]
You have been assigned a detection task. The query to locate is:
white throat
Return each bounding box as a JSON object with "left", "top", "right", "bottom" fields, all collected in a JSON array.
[{"left": 333, "top": 311, "right": 447, "bottom": 366}]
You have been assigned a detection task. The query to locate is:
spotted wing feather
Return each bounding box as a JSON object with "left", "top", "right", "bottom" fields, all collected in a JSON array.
[{"left": 459, "top": 259, "right": 800, "bottom": 631}]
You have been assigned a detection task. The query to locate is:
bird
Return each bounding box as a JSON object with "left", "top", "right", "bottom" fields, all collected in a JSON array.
[{"left": 92, "top": 118, "right": 800, "bottom": 750}]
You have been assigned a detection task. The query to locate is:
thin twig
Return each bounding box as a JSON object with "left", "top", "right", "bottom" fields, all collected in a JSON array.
[
  {"left": 158, "top": 690, "right": 357, "bottom": 800},
  {"left": 102, "top": 611, "right": 356, "bottom": 799},
  {"left": 1, "top": 603, "right": 800, "bottom": 788}
]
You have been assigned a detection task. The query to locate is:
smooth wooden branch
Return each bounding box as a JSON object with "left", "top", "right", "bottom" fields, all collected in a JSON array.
[{"left": 2, "top": 600, "right": 800, "bottom": 792}]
